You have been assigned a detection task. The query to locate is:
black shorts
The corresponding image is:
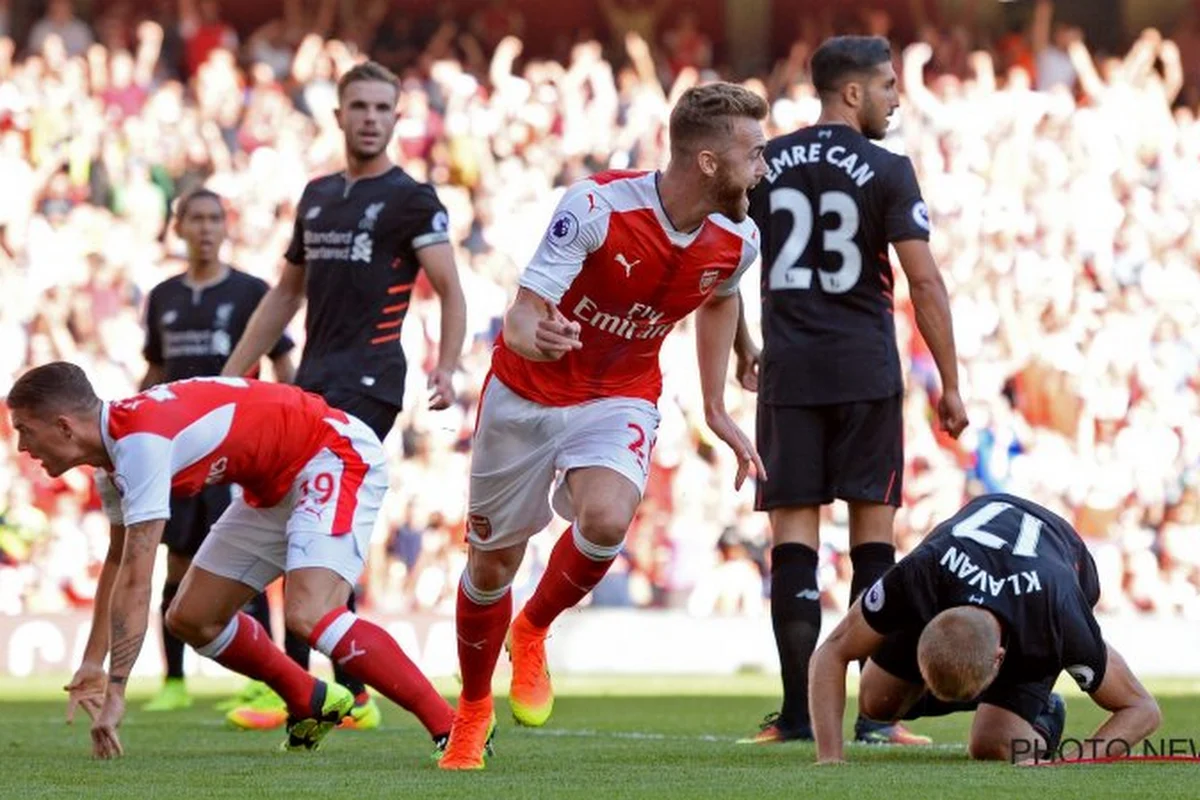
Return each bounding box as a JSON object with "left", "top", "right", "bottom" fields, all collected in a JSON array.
[
  {"left": 319, "top": 388, "right": 402, "bottom": 442},
  {"left": 872, "top": 629, "right": 1055, "bottom": 726},
  {"left": 755, "top": 393, "right": 903, "bottom": 510},
  {"left": 163, "top": 484, "right": 232, "bottom": 557}
]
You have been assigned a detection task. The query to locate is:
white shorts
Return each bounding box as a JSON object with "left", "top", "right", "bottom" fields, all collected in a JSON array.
[
  {"left": 467, "top": 377, "right": 660, "bottom": 551},
  {"left": 192, "top": 415, "right": 388, "bottom": 592}
]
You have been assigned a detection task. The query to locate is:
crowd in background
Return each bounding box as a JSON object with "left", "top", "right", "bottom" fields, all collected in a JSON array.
[{"left": 2, "top": 0, "right": 1199, "bottom": 622}]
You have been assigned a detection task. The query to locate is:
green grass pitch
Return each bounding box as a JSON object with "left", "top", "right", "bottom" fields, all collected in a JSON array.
[{"left": 2, "top": 674, "right": 1198, "bottom": 799}]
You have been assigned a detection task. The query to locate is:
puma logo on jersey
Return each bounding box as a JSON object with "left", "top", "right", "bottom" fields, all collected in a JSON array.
[
  {"left": 615, "top": 253, "right": 641, "bottom": 277},
  {"left": 205, "top": 456, "right": 229, "bottom": 485}
]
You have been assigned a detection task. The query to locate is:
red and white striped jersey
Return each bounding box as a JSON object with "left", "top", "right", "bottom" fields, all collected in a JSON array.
[
  {"left": 95, "top": 377, "right": 359, "bottom": 526},
  {"left": 491, "top": 170, "right": 760, "bottom": 406}
]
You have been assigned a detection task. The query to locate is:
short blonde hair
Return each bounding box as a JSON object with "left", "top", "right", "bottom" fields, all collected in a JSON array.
[
  {"left": 336, "top": 60, "right": 401, "bottom": 103},
  {"left": 917, "top": 607, "right": 1002, "bottom": 701},
  {"left": 669, "top": 82, "right": 768, "bottom": 157}
]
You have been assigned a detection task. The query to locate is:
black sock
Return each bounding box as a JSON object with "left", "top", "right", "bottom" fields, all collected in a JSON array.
[
  {"left": 332, "top": 592, "right": 366, "bottom": 697},
  {"left": 244, "top": 592, "right": 274, "bottom": 640},
  {"left": 770, "top": 543, "right": 821, "bottom": 729},
  {"left": 850, "top": 542, "right": 896, "bottom": 726},
  {"left": 849, "top": 542, "right": 896, "bottom": 605},
  {"left": 161, "top": 581, "right": 185, "bottom": 681},
  {"left": 285, "top": 630, "right": 311, "bottom": 671},
  {"left": 901, "top": 692, "right": 979, "bottom": 720}
]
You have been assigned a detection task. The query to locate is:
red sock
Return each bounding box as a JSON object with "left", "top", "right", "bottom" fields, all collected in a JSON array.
[
  {"left": 456, "top": 581, "right": 513, "bottom": 702},
  {"left": 204, "top": 612, "right": 317, "bottom": 716},
  {"left": 310, "top": 610, "right": 454, "bottom": 737},
  {"left": 522, "top": 525, "right": 618, "bottom": 630}
]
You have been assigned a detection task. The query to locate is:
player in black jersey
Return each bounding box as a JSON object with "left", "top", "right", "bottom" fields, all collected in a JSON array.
[
  {"left": 741, "top": 36, "right": 968, "bottom": 746},
  {"left": 131, "top": 188, "right": 294, "bottom": 715},
  {"left": 222, "top": 61, "right": 466, "bottom": 736},
  {"left": 810, "top": 494, "right": 1161, "bottom": 763}
]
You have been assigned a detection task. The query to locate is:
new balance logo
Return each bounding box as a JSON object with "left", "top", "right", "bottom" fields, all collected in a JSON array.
[
  {"left": 795, "top": 589, "right": 820, "bottom": 601},
  {"left": 336, "top": 640, "right": 367, "bottom": 666},
  {"left": 614, "top": 253, "right": 640, "bottom": 277}
]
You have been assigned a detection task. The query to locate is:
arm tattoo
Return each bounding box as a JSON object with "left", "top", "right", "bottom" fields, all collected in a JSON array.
[{"left": 108, "top": 522, "right": 162, "bottom": 678}]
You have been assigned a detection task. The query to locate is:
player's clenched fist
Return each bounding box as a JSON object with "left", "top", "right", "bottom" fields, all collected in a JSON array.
[{"left": 532, "top": 308, "right": 582, "bottom": 361}]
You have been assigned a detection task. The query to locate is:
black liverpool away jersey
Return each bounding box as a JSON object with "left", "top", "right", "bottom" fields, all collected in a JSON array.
[
  {"left": 748, "top": 124, "right": 931, "bottom": 405},
  {"left": 144, "top": 267, "right": 293, "bottom": 381},
  {"left": 285, "top": 166, "right": 450, "bottom": 406},
  {"left": 861, "top": 494, "right": 1108, "bottom": 693}
]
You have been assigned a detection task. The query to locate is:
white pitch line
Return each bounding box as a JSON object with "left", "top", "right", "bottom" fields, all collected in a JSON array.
[
  {"left": 520, "top": 727, "right": 966, "bottom": 750},
  {"left": 170, "top": 719, "right": 967, "bottom": 752}
]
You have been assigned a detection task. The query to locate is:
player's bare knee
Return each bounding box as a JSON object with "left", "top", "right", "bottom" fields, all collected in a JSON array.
[
  {"left": 165, "top": 603, "right": 207, "bottom": 645},
  {"left": 467, "top": 544, "right": 523, "bottom": 592},
  {"left": 858, "top": 690, "right": 902, "bottom": 723},
  {"left": 967, "top": 734, "right": 1011, "bottom": 761},
  {"left": 574, "top": 503, "right": 633, "bottom": 548},
  {"left": 283, "top": 600, "right": 325, "bottom": 642}
]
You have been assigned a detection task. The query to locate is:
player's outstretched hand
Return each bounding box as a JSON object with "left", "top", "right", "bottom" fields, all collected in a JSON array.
[
  {"left": 705, "top": 410, "right": 767, "bottom": 490},
  {"left": 532, "top": 308, "right": 582, "bottom": 361},
  {"left": 91, "top": 691, "right": 126, "bottom": 760},
  {"left": 937, "top": 389, "right": 968, "bottom": 439},
  {"left": 65, "top": 662, "right": 106, "bottom": 725},
  {"left": 428, "top": 368, "right": 456, "bottom": 410}
]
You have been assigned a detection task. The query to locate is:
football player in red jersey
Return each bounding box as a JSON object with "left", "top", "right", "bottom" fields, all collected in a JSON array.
[
  {"left": 8, "top": 363, "right": 453, "bottom": 759},
  {"left": 439, "top": 83, "right": 769, "bottom": 770}
]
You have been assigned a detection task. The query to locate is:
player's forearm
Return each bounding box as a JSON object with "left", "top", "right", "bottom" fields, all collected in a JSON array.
[
  {"left": 1089, "top": 701, "right": 1162, "bottom": 753},
  {"left": 695, "top": 294, "right": 738, "bottom": 417},
  {"left": 909, "top": 276, "right": 960, "bottom": 393},
  {"left": 107, "top": 522, "right": 162, "bottom": 682},
  {"left": 810, "top": 646, "right": 850, "bottom": 762},
  {"left": 222, "top": 286, "right": 302, "bottom": 377},
  {"left": 106, "top": 575, "right": 152, "bottom": 685},
  {"left": 436, "top": 284, "right": 468, "bottom": 373},
  {"left": 733, "top": 293, "right": 755, "bottom": 357},
  {"left": 80, "top": 528, "right": 126, "bottom": 666}
]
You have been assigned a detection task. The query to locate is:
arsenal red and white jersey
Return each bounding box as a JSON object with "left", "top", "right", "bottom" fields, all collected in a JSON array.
[
  {"left": 492, "top": 170, "right": 760, "bottom": 406},
  {"left": 95, "top": 377, "right": 355, "bottom": 526}
]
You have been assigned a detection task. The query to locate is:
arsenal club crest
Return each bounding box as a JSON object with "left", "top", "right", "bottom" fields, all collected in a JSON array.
[{"left": 699, "top": 269, "right": 722, "bottom": 293}]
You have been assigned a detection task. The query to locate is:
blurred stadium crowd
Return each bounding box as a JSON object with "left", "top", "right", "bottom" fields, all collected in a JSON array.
[{"left": 2, "top": 0, "right": 1199, "bottom": 622}]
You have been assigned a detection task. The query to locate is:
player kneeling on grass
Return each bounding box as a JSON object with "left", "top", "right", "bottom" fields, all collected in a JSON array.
[
  {"left": 8, "top": 363, "right": 454, "bottom": 759},
  {"left": 809, "top": 493, "right": 1161, "bottom": 764}
]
